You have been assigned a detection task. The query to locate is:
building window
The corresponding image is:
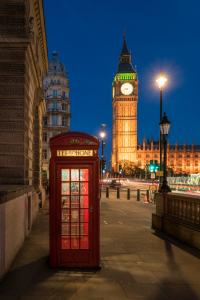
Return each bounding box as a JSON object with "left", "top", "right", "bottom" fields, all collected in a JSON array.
[
  {"left": 43, "top": 133, "right": 47, "bottom": 142},
  {"left": 54, "top": 66, "right": 56, "bottom": 70},
  {"left": 43, "top": 117, "right": 47, "bottom": 126},
  {"left": 54, "top": 80, "right": 56, "bottom": 84},
  {"left": 146, "top": 154, "right": 150, "bottom": 158},
  {"left": 187, "top": 154, "right": 190, "bottom": 157},
  {"left": 53, "top": 90, "right": 57, "bottom": 96},
  {"left": 53, "top": 116, "right": 57, "bottom": 125},
  {"left": 170, "top": 155, "right": 174, "bottom": 158},
  {"left": 195, "top": 154, "right": 198, "bottom": 157},
  {"left": 62, "top": 92, "right": 65, "bottom": 97},
  {"left": 179, "top": 154, "right": 182, "bottom": 157},
  {"left": 42, "top": 149, "right": 47, "bottom": 159},
  {"left": 53, "top": 102, "right": 57, "bottom": 109},
  {"left": 154, "top": 155, "right": 158, "bottom": 158},
  {"left": 53, "top": 133, "right": 57, "bottom": 136},
  {"left": 62, "top": 117, "right": 67, "bottom": 126},
  {"left": 138, "top": 155, "right": 141, "bottom": 158}
]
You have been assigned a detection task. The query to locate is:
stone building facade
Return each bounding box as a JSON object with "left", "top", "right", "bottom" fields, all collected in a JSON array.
[
  {"left": 138, "top": 137, "right": 200, "bottom": 175},
  {"left": 112, "top": 35, "right": 200, "bottom": 174},
  {"left": 0, "top": 0, "right": 48, "bottom": 278},
  {"left": 42, "top": 51, "right": 71, "bottom": 179}
]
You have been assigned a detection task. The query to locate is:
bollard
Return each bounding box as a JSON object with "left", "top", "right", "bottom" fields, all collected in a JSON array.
[
  {"left": 137, "top": 189, "right": 140, "bottom": 201},
  {"left": 127, "top": 188, "right": 130, "bottom": 200},
  {"left": 117, "top": 187, "right": 120, "bottom": 199},
  {"left": 106, "top": 187, "right": 109, "bottom": 198},
  {"left": 146, "top": 189, "right": 149, "bottom": 202}
]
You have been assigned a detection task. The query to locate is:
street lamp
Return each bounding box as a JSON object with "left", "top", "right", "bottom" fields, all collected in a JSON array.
[
  {"left": 156, "top": 70, "right": 167, "bottom": 186},
  {"left": 100, "top": 124, "right": 106, "bottom": 181},
  {"left": 158, "top": 112, "right": 171, "bottom": 193}
]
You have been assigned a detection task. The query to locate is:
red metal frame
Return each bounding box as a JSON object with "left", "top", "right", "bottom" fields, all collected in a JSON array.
[{"left": 49, "top": 132, "right": 100, "bottom": 268}]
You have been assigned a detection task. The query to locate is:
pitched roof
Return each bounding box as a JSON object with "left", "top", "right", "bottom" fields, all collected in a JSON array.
[{"left": 120, "top": 35, "right": 130, "bottom": 56}]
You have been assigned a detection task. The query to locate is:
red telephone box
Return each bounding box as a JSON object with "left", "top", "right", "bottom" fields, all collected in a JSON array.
[{"left": 49, "top": 132, "right": 100, "bottom": 268}]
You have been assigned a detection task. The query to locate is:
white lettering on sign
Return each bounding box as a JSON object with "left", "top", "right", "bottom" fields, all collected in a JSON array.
[{"left": 57, "top": 150, "right": 93, "bottom": 157}]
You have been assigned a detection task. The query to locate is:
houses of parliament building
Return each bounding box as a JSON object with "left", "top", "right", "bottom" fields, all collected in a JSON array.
[{"left": 112, "top": 34, "right": 200, "bottom": 175}]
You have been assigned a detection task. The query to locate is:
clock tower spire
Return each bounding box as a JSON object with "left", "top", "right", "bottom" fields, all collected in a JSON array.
[{"left": 112, "top": 33, "right": 138, "bottom": 173}]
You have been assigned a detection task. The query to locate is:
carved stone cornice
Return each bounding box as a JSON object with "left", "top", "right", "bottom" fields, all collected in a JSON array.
[{"left": 33, "top": 0, "right": 49, "bottom": 74}]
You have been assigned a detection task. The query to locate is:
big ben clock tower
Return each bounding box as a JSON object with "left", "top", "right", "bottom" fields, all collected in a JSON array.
[{"left": 112, "top": 32, "right": 138, "bottom": 173}]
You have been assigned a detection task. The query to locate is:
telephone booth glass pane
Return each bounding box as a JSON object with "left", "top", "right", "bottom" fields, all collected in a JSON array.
[
  {"left": 61, "top": 196, "right": 70, "bottom": 208},
  {"left": 62, "top": 170, "right": 70, "bottom": 181},
  {"left": 71, "top": 236, "right": 79, "bottom": 249},
  {"left": 80, "top": 236, "right": 89, "bottom": 249},
  {"left": 80, "top": 182, "right": 88, "bottom": 194},
  {"left": 62, "top": 209, "right": 70, "bottom": 222},
  {"left": 80, "top": 169, "right": 88, "bottom": 181},
  {"left": 80, "top": 209, "right": 89, "bottom": 222},
  {"left": 62, "top": 223, "right": 70, "bottom": 235},
  {"left": 71, "top": 169, "right": 79, "bottom": 181},
  {"left": 80, "top": 196, "right": 89, "bottom": 208},
  {"left": 62, "top": 183, "right": 70, "bottom": 195},
  {"left": 71, "top": 196, "right": 79, "bottom": 208},
  {"left": 62, "top": 237, "right": 70, "bottom": 249},
  {"left": 61, "top": 168, "right": 89, "bottom": 250},
  {"left": 71, "top": 182, "right": 79, "bottom": 194}
]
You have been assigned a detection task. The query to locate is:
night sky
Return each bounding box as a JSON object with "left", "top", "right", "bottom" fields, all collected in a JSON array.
[{"left": 43, "top": 0, "right": 200, "bottom": 167}]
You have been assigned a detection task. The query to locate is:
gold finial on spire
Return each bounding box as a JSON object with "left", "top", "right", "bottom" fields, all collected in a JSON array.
[{"left": 124, "top": 28, "right": 126, "bottom": 39}]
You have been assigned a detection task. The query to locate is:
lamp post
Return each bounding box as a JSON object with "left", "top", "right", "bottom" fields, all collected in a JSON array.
[
  {"left": 158, "top": 112, "right": 171, "bottom": 193},
  {"left": 156, "top": 70, "right": 167, "bottom": 186},
  {"left": 100, "top": 124, "right": 106, "bottom": 181}
]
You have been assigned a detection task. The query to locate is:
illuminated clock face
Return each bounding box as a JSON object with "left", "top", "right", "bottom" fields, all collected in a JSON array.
[
  {"left": 112, "top": 87, "right": 115, "bottom": 98},
  {"left": 121, "top": 83, "right": 133, "bottom": 95}
]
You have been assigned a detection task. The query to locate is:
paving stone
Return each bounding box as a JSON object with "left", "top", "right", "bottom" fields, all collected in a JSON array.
[
  {"left": 120, "top": 282, "right": 169, "bottom": 299},
  {"left": 158, "top": 284, "right": 200, "bottom": 300},
  {"left": 153, "top": 271, "right": 193, "bottom": 284},
  {"left": 76, "top": 281, "right": 127, "bottom": 298},
  {"left": 129, "top": 269, "right": 161, "bottom": 283},
  {"left": 138, "top": 254, "right": 164, "bottom": 263},
  {"left": 100, "top": 246, "right": 127, "bottom": 254},
  {"left": 84, "top": 269, "right": 135, "bottom": 283},
  {"left": 101, "top": 253, "right": 142, "bottom": 262}
]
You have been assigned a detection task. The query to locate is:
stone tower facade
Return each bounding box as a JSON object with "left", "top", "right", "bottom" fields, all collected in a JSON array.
[
  {"left": 42, "top": 51, "right": 71, "bottom": 179},
  {"left": 112, "top": 33, "right": 138, "bottom": 172}
]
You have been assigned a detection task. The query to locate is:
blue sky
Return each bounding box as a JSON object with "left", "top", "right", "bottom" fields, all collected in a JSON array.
[{"left": 43, "top": 0, "right": 200, "bottom": 166}]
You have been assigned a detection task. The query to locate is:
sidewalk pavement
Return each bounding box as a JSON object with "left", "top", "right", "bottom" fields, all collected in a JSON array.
[{"left": 0, "top": 192, "right": 200, "bottom": 300}]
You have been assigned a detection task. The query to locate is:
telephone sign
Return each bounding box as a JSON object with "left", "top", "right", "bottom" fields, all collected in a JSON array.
[{"left": 49, "top": 132, "right": 100, "bottom": 268}]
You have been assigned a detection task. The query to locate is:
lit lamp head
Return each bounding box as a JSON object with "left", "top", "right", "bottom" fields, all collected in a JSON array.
[
  {"left": 156, "top": 75, "right": 167, "bottom": 89},
  {"left": 100, "top": 132, "right": 105, "bottom": 138},
  {"left": 159, "top": 112, "right": 171, "bottom": 136}
]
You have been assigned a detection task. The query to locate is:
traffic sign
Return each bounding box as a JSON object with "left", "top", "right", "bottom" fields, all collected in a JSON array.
[
  {"left": 151, "top": 173, "right": 155, "bottom": 179},
  {"left": 150, "top": 185, "right": 157, "bottom": 191},
  {"left": 156, "top": 171, "right": 163, "bottom": 176}
]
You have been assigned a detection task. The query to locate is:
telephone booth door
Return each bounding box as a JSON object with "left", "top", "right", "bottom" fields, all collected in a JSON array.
[
  {"left": 57, "top": 165, "right": 93, "bottom": 266},
  {"left": 49, "top": 131, "right": 100, "bottom": 268}
]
